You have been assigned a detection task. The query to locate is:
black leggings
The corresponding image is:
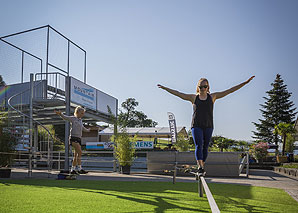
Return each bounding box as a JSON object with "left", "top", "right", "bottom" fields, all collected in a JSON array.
[{"left": 191, "top": 127, "right": 213, "bottom": 161}]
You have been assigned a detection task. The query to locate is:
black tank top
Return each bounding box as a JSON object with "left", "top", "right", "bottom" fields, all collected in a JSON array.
[{"left": 191, "top": 94, "right": 214, "bottom": 128}]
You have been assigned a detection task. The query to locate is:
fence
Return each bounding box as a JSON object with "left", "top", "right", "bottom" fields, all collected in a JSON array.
[
  {"left": 1, "top": 25, "right": 87, "bottom": 85},
  {"left": 8, "top": 150, "right": 147, "bottom": 172}
]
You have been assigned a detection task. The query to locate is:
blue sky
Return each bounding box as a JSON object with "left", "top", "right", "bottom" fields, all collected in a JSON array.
[{"left": 1, "top": 0, "right": 297, "bottom": 141}]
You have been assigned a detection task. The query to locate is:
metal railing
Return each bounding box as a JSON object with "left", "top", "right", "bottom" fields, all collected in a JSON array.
[
  {"left": 1, "top": 25, "right": 87, "bottom": 83},
  {"left": 239, "top": 152, "right": 249, "bottom": 177},
  {"left": 35, "top": 72, "right": 66, "bottom": 100},
  {"left": 10, "top": 150, "right": 148, "bottom": 172},
  {"left": 0, "top": 37, "right": 43, "bottom": 84},
  {"left": 7, "top": 74, "right": 55, "bottom": 177}
]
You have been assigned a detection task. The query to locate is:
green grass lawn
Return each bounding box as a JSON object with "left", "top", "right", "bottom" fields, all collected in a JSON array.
[
  {"left": 0, "top": 179, "right": 297, "bottom": 213},
  {"left": 281, "top": 163, "right": 298, "bottom": 169}
]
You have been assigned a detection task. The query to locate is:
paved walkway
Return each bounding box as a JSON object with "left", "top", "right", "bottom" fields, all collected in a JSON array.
[{"left": 6, "top": 168, "right": 298, "bottom": 202}]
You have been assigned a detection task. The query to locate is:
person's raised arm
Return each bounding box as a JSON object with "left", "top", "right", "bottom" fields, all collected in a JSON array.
[
  {"left": 212, "top": 76, "right": 255, "bottom": 101},
  {"left": 157, "top": 84, "right": 195, "bottom": 103},
  {"left": 54, "top": 110, "right": 72, "bottom": 122}
]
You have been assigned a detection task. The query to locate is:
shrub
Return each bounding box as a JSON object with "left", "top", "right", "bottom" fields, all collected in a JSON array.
[
  {"left": 251, "top": 142, "right": 269, "bottom": 162},
  {"left": 112, "top": 130, "right": 136, "bottom": 166},
  {"left": 0, "top": 111, "right": 17, "bottom": 167},
  {"left": 175, "top": 134, "right": 189, "bottom": 152},
  {"left": 0, "top": 131, "right": 17, "bottom": 167}
]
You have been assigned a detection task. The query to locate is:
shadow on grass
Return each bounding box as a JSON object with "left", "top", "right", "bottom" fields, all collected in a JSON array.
[
  {"left": 0, "top": 179, "right": 211, "bottom": 212},
  {"left": 0, "top": 178, "right": 287, "bottom": 213},
  {"left": 84, "top": 189, "right": 203, "bottom": 213}
]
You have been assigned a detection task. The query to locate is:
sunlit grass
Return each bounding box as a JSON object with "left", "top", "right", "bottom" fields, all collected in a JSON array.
[{"left": 0, "top": 179, "right": 297, "bottom": 212}]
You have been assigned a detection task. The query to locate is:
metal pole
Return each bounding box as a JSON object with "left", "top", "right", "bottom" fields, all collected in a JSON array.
[
  {"left": 0, "top": 25, "right": 48, "bottom": 39},
  {"left": 198, "top": 176, "right": 203, "bottom": 197},
  {"left": 58, "top": 152, "right": 61, "bottom": 171},
  {"left": 65, "top": 40, "right": 70, "bottom": 171},
  {"left": 46, "top": 26, "right": 50, "bottom": 93},
  {"left": 21, "top": 51, "right": 24, "bottom": 83},
  {"left": 113, "top": 123, "right": 117, "bottom": 172},
  {"left": 33, "top": 123, "right": 38, "bottom": 168},
  {"left": 48, "top": 134, "right": 50, "bottom": 177},
  {"left": 246, "top": 152, "right": 249, "bottom": 178},
  {"left": 64, "top": 76, "right": 70, "bottom": 171},
  {"left": 113, "top": 99, "right": 118, "bottom": 172},
  {"left": 41, "top": 58, "right": 43, "bottom": 74},
  {"left": 84, "top": 51, "right": 86, "bottom": 83},
  {"left": 28, "top": 73, "right": 34, "bottom": 177},
  {"left": 173, "top": 166, "right": 177, "bottom": 184},
  {"left": 48, "top": 25, "right": 85, "bottom": 52},
  {"left": 0, "top": 38, "right": 42, "bottom": 61},
  {"left": 67, "top": 41, "right": 70, "bottom": 76}
]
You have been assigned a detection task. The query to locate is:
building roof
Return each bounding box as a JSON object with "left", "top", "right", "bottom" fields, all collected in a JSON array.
[{"left": 99, "top": 126, "right": 188, "bottom": 138}]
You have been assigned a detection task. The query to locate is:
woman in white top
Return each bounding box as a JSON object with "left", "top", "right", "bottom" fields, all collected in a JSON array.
[{"left": 55, "top": 106, "right": 90, "bottom": 174}]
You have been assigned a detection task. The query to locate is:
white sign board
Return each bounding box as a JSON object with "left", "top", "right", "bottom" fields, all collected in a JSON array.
[
  {"left": 70, "top": 77, "right": 96, "bottom": 110},
  {"left": 97, "top": 90, "right": 117, "bottom": 116},
  {"left": 86, "top": 142, "right": 113, "bottom": 150}
]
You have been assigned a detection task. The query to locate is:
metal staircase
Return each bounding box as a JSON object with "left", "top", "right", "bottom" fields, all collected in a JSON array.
[{"left": 7, "top": 76, "right": 55, "bottom": 176}]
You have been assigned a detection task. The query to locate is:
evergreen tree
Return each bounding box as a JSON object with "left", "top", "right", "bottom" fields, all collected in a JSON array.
[{"left": 252, "top": 74, "right": 297, "bottom": 147}]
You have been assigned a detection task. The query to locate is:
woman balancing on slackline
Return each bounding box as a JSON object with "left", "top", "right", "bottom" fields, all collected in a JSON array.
[{"left": 158, "top": 76, "right": 255, "bottom": 175}]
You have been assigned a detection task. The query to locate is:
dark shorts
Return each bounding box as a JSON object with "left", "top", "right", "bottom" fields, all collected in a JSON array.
[{"left": 70, "top": 136, "right": 81, "bottom": 146}]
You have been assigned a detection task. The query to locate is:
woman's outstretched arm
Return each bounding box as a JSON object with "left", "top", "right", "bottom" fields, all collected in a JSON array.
[
  {"left": 212, "top": 76, "right": 255, "bottom": 101},
  {"left": 157, "top": 84, "right": 195, "bottom": 103},
  {"left": 54, "top": 110, "right": 72, "bottom": 122}
]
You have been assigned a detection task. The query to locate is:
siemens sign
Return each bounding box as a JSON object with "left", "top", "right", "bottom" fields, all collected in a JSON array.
[
  {"left": 86, "top": 141, "right": 154, "bottom": 150},
  {"left": 135, "top": 141, "right": 154, "bottom": 149}
]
